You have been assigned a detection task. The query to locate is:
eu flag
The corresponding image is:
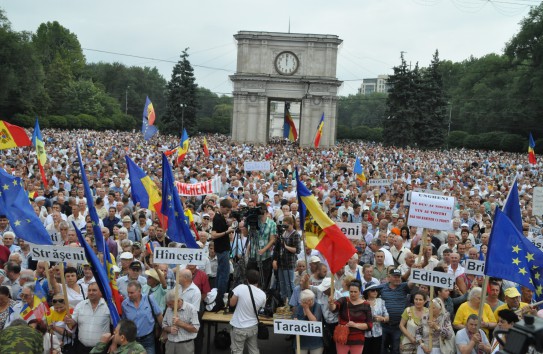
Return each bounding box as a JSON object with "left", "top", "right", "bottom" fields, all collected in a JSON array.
[
  {"left": 161, "top": 153, "right": 198, "bottom": 248},
  {"left": 76, "top": 145, "right": 123, "bottom": 313},
  {"left": 73, "top": 222, "right": 120, "bottom": 327},
  {"left": 0, "top": 168, "right": 52, "bottom": 245},
  {"left": 485, "top": 208, "right": 543, "bottom": 300},
  {"left": 502, "top": 180, "right": 523, "bottom": 233}
]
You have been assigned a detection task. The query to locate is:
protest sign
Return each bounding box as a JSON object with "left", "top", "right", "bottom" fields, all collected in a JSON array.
[
  {"left": 274, "top": 319, "right": 323, "bottom": 337},
  {"left": 32, "top": 245, "right": 87, "bottom": 264},
  {"left": 176, "top": 179, "right": 217, "bottom": 196},
  {"left": 337, "top": 222, "right": 362, "bottom": 240},
  {"left": 407, "top": 192, "right": 455, "bottom": 230},
  {"left": 532, "top": 236, "right": 543, "bottom": 252},
  {"left": 244, "top": 161, "right": 271, "bottom": 172},
  {"left": 409, "top": 269, "right": 455, "bottom": 289},
  {"left": 464, "top": 259, "right": 485, "bottom": 276},
  {"left": 368, "top": 179, "right": 393, "bottom": 187},
  {"left": 529, "top": 225, "right": 541, "bottom": 237},
  {"left": 404, "top": 188, "right": 444, "bottom": 206},
  {"left": 153, "top": 247, "right": 205, "bottom": 265},
  {"left": 533, "top": 187, "right": 543, "bottom": 217}
]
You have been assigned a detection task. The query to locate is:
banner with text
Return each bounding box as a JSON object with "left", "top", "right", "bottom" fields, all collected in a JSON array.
[
  {"left": 368, "top": 179, "right": 393, "bottom": 187},
  {"left": 32, "top": 245, "right": 87, "bottom": 264},
  {"left": 153, "top": 247, "right": 205, "bottom": 265},
  {"left": 337, "top": 222, "right": 363, "bottom": 240},
  {"left": 532, "top": 236, "right": 543, "bottom": 252},
  {"left": 274, "top": 319, "right": 323, "bottom": 337},
  {"left": 244, "top": 161, "right": 271, "bottom": 172},
  {"left": 404, "top": 188, "right": 445, "bottom": 206},
  {"left": 176, "top": 178, "right": 219, "bottom": 196},
  {"left": 407, "top": 192, "right": 455, "bottom": 231},
  {"left": 409, "top": 268, "right": 455, "bottom": 289}
]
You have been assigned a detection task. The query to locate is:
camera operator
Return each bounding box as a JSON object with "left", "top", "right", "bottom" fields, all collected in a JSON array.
[
  {"left": 247, "top": 202, "right": 277, "bottom": 292},
  {"left": 211, "top": 199, "right": 235, "bottom": 308},
  {"left": 272, "top": 216, "right": 301, "bottom": 301}
]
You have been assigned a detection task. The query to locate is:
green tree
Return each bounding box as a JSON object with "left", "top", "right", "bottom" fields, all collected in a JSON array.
[
  {"left": 383, "top": 53, "right": 420, "bottom": 147},
  {"left": 163, "top": 49, "right": 198, "bottom": 135},
  {"left": 417, "top": 50, "right": 447, "bottom": 148}
]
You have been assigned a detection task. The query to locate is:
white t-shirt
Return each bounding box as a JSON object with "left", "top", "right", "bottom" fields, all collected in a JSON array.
[{"left": 230, "top": 284, "right": 266, "bottom": 329}]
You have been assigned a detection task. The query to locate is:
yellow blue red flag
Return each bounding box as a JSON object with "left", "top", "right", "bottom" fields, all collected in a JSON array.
[
  {"left": 313, "top": 113, "right": 324, "bottom": 148},
  {"left": 283, "top": 102, "right": 298, "bottom": 142}
]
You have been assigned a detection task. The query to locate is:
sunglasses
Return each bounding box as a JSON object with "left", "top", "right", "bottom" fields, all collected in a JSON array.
[
  {"left": 53, "top": 299, "right": 65, "bottom": 304},
  {"left": 130, "top": 267, "right": 141, "bottom": 271}
]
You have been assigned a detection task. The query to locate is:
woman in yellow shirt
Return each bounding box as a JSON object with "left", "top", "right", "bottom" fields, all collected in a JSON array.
[
  {"left": 46, "top": 293, "right": 73, "bottom": 347},
  {"left": 453, "top": 287, "right": 496, "bottom": 337}
]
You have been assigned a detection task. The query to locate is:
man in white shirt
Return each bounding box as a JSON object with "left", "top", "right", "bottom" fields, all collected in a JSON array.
[
  {"left": 229, "top": 269, "right": 266, "bottom": 354},
  {"left": 447, "top": 252, "right": 465, "bottom": 279},
  {"left": 390, "top": 236, "right": 409, "bottom": 266}
]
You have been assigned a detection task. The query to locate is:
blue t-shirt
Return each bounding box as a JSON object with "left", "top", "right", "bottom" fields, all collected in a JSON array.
[{"left": 380, "top": 282, "right": 410, "bottom": 326}]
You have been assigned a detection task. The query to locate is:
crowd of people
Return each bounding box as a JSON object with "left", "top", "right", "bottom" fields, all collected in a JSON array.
[{"left": 0, "top": 128, "right": 541, "bottom": 354}]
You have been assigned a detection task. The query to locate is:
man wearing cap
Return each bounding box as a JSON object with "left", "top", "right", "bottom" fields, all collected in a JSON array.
[
  {"left": 119, "top": 251, "right": 134, "bottom": 277},
  {"left": 493, "top": 287, "right": 535, "bottom": 320},
  {"left": 117, "top": 261, "right": 147, "bottom": 298},
  {"left": 143, "top": 264, "right": 168, "bottom": 312},
  {"left": 307, "top": 256, "right": 322, "bottom": 284},
  {"left": 123, "top": 216, "right": 141, "bottom": 242},
  {"left": 77, "top": 263, "right": 96, "bottom": 295},
  {"left": 380, "top": 268, "right": 414, "bottom": 354}
]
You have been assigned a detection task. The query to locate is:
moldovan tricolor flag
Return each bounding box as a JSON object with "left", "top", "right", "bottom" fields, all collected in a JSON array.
[
  {"left": 31, "top": 118, "right": 47, "bottom": 188},
  {"left": 203, "top": 137, "right": 210, "bottom": 157},
  {"left": 529, "top": 133, "right": 537, "bottom": 165},
  {"left": 125, "top": 155, "right": 167, "bottom": 228},
  {"left": 354, "top": 157, "right": 366, "bottom": 186},
  {"left": 313, "top": 113, "right": 324, "bottom": 148},
  {"left": 177, "top": 129, "right": 189, "bottom": 164},
  {"left": 296, "top": 168, "right": 356, "bottom": 273},
  {"left": 0, "top": 121, "right": 31, "bottom": 150},
  {"left": 283, "top": 102, "right": 298, "bottom": 142}
]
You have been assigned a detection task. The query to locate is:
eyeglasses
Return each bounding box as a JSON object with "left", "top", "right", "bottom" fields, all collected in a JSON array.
[
  {"left": 52, "top": 299, "right": 65, "bottom": 304},
  {"left": 130, "top": 268, "right": 141, "bottom": 271}
]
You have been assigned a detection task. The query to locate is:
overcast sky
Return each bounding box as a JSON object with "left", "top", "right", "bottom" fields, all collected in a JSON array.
[{"left": 2, "top": 0, "right": 537, "bottom": 96}]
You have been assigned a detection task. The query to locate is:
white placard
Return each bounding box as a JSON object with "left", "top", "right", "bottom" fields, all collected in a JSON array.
[
  {"left": 531, "top": 236, "right": 543, "bottom": 252},
  {"left": 244, "top": 161, "right": 271, "bottom": 172},
  {"left": 31, "top": 245, "right": 87, "bottom": 264},
  {"left": 337, "top": 222, "right": 362, "bottom": 240},
  {"left": 153, "top": 247, "right": 205, "bottom": 265},
  {"left": 368, "top": 179, "right": 393, "bottom": 187},
  {"left": 404, "top": 188, "right": 444, "bottom": 206},
  {"left": 529, "top": 225, "right": 541, "bottom": 237},
  {"left": 533, "top": 187, "right": 543, "bottom": 217},
  {"left": 409, "top": 269, "right": 455, "bottom": 289},
  {"left": 274, "top": 319, "right": 323, "bottom": 337},
  {"left": 464, "top": 259, "right": 485, "bottom": 276},
  {"left": 407, "top": 192, "right": 455, "bottom": 231}
]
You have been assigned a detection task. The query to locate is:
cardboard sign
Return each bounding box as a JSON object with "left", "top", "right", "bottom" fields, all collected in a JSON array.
[
  {"left": 409, "top": 269, "right": 455, "bottom": 289},
  {"left": 464, "top": 259, "right": 485, "bottom": 276},
  {"left": 404, "top": 188, "right": 444, "bottom": 206},
  {"left": 407, "top": 192, "right": 455, "bottom": 231},
  {"left": 529, "top": 225, "right": 541, "bottom": 237},
  {"left": 153, "top": 247, "right": 205, "bottom": 265},
  {"left": 337, "top": 222, "right": 362, "bottom": 240},
  {"left": 368, "top": 179, "right": 393, "bottom": 187},
  {"left": 533, "top": 187, "right": 543, "bottom": 217},
  {"left": 244, "top": 161, "right": 271, "bottom": 172},
  {"left": 274, "top": 319, "right": 323, "bottom": 337},
  {"left": 31, "top": 245, "right": 87, "bottom": 264}
]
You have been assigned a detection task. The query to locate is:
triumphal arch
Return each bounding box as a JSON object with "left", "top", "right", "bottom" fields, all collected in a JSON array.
[{"left": 230, "top": 31, "right": 343, "bottom": 147}]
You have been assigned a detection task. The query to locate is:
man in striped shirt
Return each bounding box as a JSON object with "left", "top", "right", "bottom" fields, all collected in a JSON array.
[{"left": 162, "top": 290, "right": 199, "bottom": 354}]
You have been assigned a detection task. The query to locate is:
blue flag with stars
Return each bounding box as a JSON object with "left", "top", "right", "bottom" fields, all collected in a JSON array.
[
  {"left": 502, "top": 180, "right": 523, "bottom": 233},
  {"left": 161, "top": 153, "right": 198, "bottom": 247},
  {"left": 0, "top": 168, "right": 52, "bottom": 245},
  {"left": 485, "top": 208, "right": 543, "bottom": 300}
]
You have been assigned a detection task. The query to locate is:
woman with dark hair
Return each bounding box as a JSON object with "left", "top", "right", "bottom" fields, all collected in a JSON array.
[
  {"left": 50, "top": 266, "right": 85, "bottom": 308},
  {"left": 362, "top": 284, "right": 388, "bottom": 354},
  {"left": 0, "top": 285, "right": 15, "bottom": 330},
  {"left": 328, "top": 280, "right": 373, "bottom": 354},
  {"left": 399, "top": 291, "right": 429, "bottom": 354},
  {"left": 400, "top": 226, "right": 411, "bottom": 249},
  {"left": 29, "top": 318, "right": 61, "bottom": 354}
]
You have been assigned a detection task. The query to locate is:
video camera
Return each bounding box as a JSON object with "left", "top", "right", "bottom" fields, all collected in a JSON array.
[
  {"left": 230, "top": 206, "right": 264, "bottom": 229},
  {"left": 496, "top": 315, "right": 543, "bottom": 354}
]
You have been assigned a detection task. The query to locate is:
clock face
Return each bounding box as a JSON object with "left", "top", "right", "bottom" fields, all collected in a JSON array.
[{"left": 275, "top": 51, "right": 299, "bottom": 75}]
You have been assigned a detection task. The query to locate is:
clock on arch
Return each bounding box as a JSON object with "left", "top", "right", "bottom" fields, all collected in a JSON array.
[{"left": 274, "top": 51, "right": 299, "bottom": 75}]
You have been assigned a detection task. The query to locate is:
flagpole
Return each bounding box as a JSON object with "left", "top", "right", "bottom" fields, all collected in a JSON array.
[
  {"left": 58, "top": 263, "right": 70, "bottom": 311},
  {"left": 476, "top": 276, "right": 489, "bottom": 333},
  {"left": 416, "top": 229, "right": 427, "bottom": 265},
  {"left": 174, "top": 265, "right": 180, "bottom": 314},
  {"left": 428, "top": 285, "right": 434, "bottom": 351}
]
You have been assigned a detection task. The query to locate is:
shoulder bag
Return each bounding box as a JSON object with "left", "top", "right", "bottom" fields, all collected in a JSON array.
[
  {"left": 247, "top": 284, "right": 269, "bottom": 340},
  {"left": 333, "top": 298, "right": 350, "bottom": 345}
]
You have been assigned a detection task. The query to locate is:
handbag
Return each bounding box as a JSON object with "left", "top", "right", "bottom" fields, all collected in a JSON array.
[
  {"left": 247, "top": 284, "right": 269, "bottom": 340},
  {"left": 333, "top": 298, "right": 350, "bottom": 345}
]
